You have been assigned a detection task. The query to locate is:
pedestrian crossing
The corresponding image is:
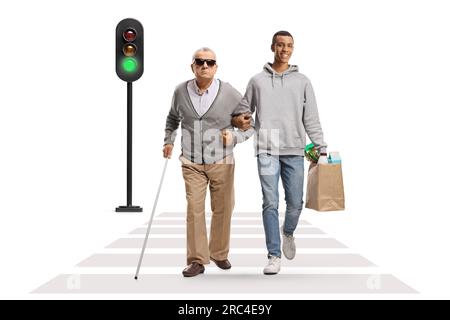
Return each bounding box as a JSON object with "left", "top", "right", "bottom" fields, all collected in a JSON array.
[
  {"left": 129, "top": 227, "right": 325, "bottom": 234},
  {"left": 33, "top": 212, "right": 417, "bottom": 295}
]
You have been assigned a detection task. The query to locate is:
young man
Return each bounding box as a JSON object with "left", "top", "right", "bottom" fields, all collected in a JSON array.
[
  {"left": 232, "top": 31, "right": 327, "bottom": 275},
  {"left": 163, "top": 48, "right": 253, "bottom": 277}
]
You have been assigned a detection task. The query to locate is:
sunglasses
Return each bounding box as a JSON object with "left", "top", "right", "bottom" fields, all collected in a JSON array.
[{"left": 194, "top": 58, "right": 216, "bottom": 67}]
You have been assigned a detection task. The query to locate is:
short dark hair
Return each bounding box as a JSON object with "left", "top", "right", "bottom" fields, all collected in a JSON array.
[{"left": 271, "top": 31, "right": 294, "bottom": 46}]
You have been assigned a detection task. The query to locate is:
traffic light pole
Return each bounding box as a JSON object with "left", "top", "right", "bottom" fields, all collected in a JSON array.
[{"left": 116, "top": 82, "right": 143, "bottom": 213}]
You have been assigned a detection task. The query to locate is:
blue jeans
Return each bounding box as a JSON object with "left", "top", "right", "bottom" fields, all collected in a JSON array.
[{"left": 257, "top": 154, "right": 304, "bottom": 258}]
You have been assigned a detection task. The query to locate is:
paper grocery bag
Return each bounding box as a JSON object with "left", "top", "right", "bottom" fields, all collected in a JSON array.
[{"left": 305, "top": 162, "right": 345, "bottom": 211}]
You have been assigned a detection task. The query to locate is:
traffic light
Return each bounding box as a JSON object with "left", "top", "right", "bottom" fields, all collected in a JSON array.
[
  {"left": 115, "top": 18, "right": 144, "bottom": 213},
  {"left": 116, "top": 18, "right": 144, "bottom": 82}
]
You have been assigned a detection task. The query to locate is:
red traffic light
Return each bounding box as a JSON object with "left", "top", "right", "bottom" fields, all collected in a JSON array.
[{"left": 123, "top": 29, "right": 136, "bottom": 42}]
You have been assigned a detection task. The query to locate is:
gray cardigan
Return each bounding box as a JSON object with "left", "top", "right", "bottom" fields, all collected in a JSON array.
[{"left": 164, "top": 80, "right": 254, "bottom": 164}]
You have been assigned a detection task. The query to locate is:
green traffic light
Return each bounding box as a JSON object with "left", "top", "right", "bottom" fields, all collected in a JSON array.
[{"left": 122, "top": 57, "right": 138, "bottom": 73}]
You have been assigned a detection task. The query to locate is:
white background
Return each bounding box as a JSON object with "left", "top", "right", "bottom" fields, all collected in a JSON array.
[{"left": 1, "top": 0, "right": 450, "bottom": 299}]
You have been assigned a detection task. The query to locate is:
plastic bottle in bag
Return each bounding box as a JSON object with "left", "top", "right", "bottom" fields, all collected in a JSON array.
[{"left": 305, "top": 143, "right": 319, "bottom": 162}]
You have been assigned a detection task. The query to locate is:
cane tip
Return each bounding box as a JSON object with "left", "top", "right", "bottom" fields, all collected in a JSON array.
[{"left": 134, "top": 276, "right": 138, "bottom": 280}]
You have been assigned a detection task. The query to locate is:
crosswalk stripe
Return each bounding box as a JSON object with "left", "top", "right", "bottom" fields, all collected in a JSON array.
[
  {"left": 106, "top": 237, "right": 347, "bottom": 249},
  {"left": 77, "top": 253, "right": 375, "bottom": 268},
  {"left": 150, "top": 217, "right": 310, "bottom": 223},
  {"left": 33, "top": 274, "right": 417, "bottom": 294},
  {"left": 151, "top": 219, "right": 311, "bottom": 225},
  {"left": 97, "top": 248, "right": 356, "bottom": 254},
  {"left": 130, "top": 227, "right": 325, "bottom": 235},
  {"left": 121, "top": 234, "right": 330, "bottom": 239},
  {"left": 56, "top": 267, "right": 384, "bottom": 275}
]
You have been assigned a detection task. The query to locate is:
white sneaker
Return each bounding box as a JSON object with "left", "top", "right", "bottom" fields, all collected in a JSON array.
[
  {"left": 282, "top": 229, "right": 296, "bottom": 260},
  {"left": 263, "top": 255, "right": 281, "bottom": 275}
]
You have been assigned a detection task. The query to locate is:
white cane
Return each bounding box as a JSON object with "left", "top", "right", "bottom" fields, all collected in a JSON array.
[{"left": 134, "top": 158, "right": 169, "bottom": 280}]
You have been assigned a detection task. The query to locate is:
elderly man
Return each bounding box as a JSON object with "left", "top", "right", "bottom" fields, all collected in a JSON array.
[{"left": 163, "top": 48, "right": 254, "bottom": 277}]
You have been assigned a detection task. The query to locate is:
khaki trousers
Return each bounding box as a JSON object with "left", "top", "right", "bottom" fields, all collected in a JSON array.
[{"left": 181, "top": 155, "right": 235, "bottom": 265}]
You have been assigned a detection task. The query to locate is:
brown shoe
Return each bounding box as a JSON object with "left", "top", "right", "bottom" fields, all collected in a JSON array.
[
  {"left": 182, "top": 262, "right": 205, "bottom": 277},
  {"left": 210, "top": 257, "right": 232, "bottom": 270}
]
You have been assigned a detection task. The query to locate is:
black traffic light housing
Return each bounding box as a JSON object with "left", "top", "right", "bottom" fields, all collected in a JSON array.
[
  {"left": 116, "top": 18, "right": 144, "bottom": 82},
  {"left": 115, "top": 18, "right": 144, "bottom": 213}
]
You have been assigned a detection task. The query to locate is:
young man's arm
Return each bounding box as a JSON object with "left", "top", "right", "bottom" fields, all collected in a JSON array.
[
  {"left": 231, "top": 81, "right": 255, "bottom": 131},
  {"left": 303, "top": 79, "right": 327, "bottom": 154},
  {"left": 222, "top": 86, "right": 255, "bottom": 146}
]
